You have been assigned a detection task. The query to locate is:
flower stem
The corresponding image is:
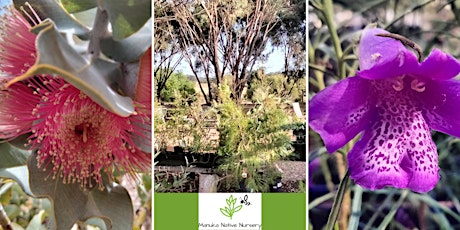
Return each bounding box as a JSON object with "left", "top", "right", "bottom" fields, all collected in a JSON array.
[
  {"left": 385, "top": 0, "right": 435, "bottom": 30},
  {"left": 325, "top": 170, "right": 350, "bottom": 230},
  {"left": 308, "top": 192, "right": 335, "bottom": 210},
  {"left": 320, "top": 153, "right": 334, "bottom": 192},
  {"left": 308, "top": 38, "right": 325, "bottom": 90},
  {"left": 321, "top": 0, "right": 345, "bottom": 79},
  {"left": 88, "top": 8, "right": 109, "bottom": 61},
  {"left": 377, "top": 189, "right": 409, "bottom": 229},
  {"left": 348, "top": 186, "right": 363, "bottom": 230},
  {"left": 335, "top": 152, "right": 350, "bottom": 229}
]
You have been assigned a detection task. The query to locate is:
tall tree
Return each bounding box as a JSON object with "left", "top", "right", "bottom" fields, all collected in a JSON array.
[
  {"left": 167, "top": 0, "right": 284, "bottom": 103},
  {"left": 271, "top": 0, "right": 306, "bottom": 92},
  {"left": 154, "top": 0, "right": 184, "bottom": 102}
]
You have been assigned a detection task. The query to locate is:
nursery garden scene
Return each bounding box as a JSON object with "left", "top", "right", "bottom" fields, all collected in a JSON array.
[
  {"left": 309, "top": 0, "right": 460, "bottom": 229},
  {"left": 154, "top": 0, "right": 307, "bottom": 193}
]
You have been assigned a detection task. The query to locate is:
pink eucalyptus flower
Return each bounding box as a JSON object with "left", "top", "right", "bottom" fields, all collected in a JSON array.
[{"left": 0, "top": 8, "right": 151, "bottom": 189}]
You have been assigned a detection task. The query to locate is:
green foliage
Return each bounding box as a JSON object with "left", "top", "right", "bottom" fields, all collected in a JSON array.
[
  {"left": 60, "top": 0, "right": 97, "bottom": 13},
  {"left": 158, "top": 72, "right": 196, "bottom": 103},
  {"left": 247, "top": 70, "right": 306, "bottom": 103},
  {"left": 298, "top": 180, "right": 306, "bottom": 193},
  {"left": 154, "top": 90, "right": 218, "bottom": 154},
  {"left": 99, "top": 0, "right": 151, "bottom": 40},
  {"left": 0, "top": 181, "right": 50, "bottom": 229},
  {"left": 60, "top": 0, "right": 151, "bottom": 40},
  {"left": 154, "top": 171, "right": 196, "bottom": 193},
  {"left": 216, "top": 82, "right": 293, "bottom": 192}
]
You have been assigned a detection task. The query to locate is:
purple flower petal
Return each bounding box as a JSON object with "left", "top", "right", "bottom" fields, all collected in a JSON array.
[
  {"left": 348, "top": 126, "right": 409, "bottom": 191},
  {"left": 309, "top": 77, "right": 377, "bottom": 152},
  {"left": 359, "top": 28, "right": 405, "bottom": 70},
  {"left": 358, "top": 28, "right": 419, "bottom": 80},
  {"left": 348, "top": 99, "right": 439, "bottom": 193},
  {"left": 358, "top": 50, "right": 419, "bottom": 80},
  {"left": 421, "top": 80, "right": 460, "bottom": 137},
  {"left": 417, "top": 49, "right": 460, "bottom": 81}
]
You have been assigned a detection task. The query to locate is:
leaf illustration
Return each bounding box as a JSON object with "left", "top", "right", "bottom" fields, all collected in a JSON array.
[
  {"left": 234, "top": 205, "right": 243, "bottom": 213},
  {"left": 220, "top": 208, "right": 230, "bottom": 217},
  {"left": 226, "top": 198, "right": 231, "bottom": 206}
]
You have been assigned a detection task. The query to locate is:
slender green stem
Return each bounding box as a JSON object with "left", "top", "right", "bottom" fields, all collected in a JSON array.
[
  {"left": 385, "top": 0, "right": 435, "bottom": 30},
  {"left": 309, "top": 0, "right": 323, "bottom": 10},
  {"left": 320, "top": 153, "right": 335, "bottom": 192},
  {"left": 308, "top": 63, "right": 338, "bottom": 80},
  {"left": 325, "top": 170, "right": 350, "bottom": 230},
  {"left": 348, "top": 186, "right": 363, "bottom": 230},
  {"left": 309, "top": 192, "right": 335, "bottom": 210},
  {"left": 322, "top": 0, "right": 345, "bottom": 79},
  {"left": 410, "top": 193, "right": 460, "bottom": 223},
  {"left": 309, "top": 77, "right": 320, "bottom": 89},
  {"left": 363, "top": 189, "right": 397, "bottom": 230},
  {"left": 377, "top": 190, "right": 409, "bottom": 229},
  {"left": 308, "top": 39, "right": 326, "bottom": 90}
]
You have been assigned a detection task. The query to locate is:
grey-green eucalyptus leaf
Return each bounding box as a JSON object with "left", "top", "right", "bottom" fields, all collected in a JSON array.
[
  {"left": 100, "top": 0, "right": 151, "bottom": 40},
  {"left": 0, "top": 166, "right": 32, "bottom": 196},
  {"left": 25, "top": 210, "right": 46, "bottom": 230},
  {"left": 60, "top": 0, "right": 97, "bottom": 13},
  {"left": 10, "top": 222, "right": 25, "bottom": 230},
  {"left": 28, "top": 153, "right": 88, "bottom": 230},
  {"left": 101, "top": 19, "right": 152, "bottom": 62},
  {"left": 13, "top": 0, "right": 90, "bottom": 39},
  {"left": 7, "top": 19, "right": 135, "bottom": 117},
  {"left": 71, "top": 7, "right": 97, "bottom": 28},
  {"left": 84, "top": 218, "right": 108, "bottom": 230},
  {"left": 0, "top": 142, "right": 31, "bottom": 168},
  {"left": 82, "top": 184, "right": 134, "bottom": 230}
]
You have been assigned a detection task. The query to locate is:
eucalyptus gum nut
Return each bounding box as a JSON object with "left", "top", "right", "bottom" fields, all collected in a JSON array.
[{"left": 7, "top": 19, "right": 136, "bottom": 117}]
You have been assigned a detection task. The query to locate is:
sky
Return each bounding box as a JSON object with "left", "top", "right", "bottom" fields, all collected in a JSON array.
[
  {"left": 0, "top": 0, "right": 11, "bottom": 12},
  {"left": 174, "top": 45, "right": 286, "bottom": 77}
]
